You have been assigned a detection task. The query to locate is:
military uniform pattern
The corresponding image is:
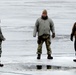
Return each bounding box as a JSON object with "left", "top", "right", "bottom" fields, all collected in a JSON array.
[{"left": 37, "top": 34, "right": 52, "bottom": 54}]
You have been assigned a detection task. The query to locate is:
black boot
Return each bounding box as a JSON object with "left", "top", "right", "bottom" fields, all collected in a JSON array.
[
  {"left": 0, "top": 63, "right": 4, "bottom": 67},
  {"left": 37, "top": 54, "right": 41, "bottom": 59},
  {"left": 47, "top": 54, "right": 53, "bottom": 59}
]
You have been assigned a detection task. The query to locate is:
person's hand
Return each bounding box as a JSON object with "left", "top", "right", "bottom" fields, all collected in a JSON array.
[
  {"left": 52, "top": 33, "right": 55, "bottom": 38},
  {"left": 70, "top": 34, "right": 73, "bottom": 41},
  {"left": 33, "top": 35, "right": 36, "bottom": 37},
  {"left": 3, "top": 38, "right": 6, "bottom": 41}
]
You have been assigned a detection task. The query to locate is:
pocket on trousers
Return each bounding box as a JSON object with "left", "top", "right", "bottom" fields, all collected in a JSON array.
[{"left": 47, "top": 39, "right": 51, "bottom": 45}]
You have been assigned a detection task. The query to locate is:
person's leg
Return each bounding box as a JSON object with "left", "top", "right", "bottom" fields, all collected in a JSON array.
[
  {"left": 74, "top": 38, "right": 76, "bottom": 56},
  {"left": 45, "top": 37, "right": 53, "bottom": 59},
  {"left": 0, "top": 41, "right": 2, "bottom": 58},
  {"left": 0, "top": 41, "right": 3, "bottom": 67},
  {"left": 37, "top": 37, "right": 44, "bottom": 59},
  {"left": 37, "top": 43, "right": 43, "bottom": 54},
  {"left": 45, "top": 39, "right": 51, "bottom": 54}
]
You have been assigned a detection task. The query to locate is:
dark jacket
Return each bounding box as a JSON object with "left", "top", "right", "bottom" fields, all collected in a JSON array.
[
  {"left": 0, "top": 27, "right": 5, "bottom": 41},
  {"left": 70, "top": 22, "right": 76, "bottom": 41}
]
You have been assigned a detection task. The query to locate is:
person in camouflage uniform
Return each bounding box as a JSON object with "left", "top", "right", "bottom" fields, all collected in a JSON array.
[
  {"left": 0, "top": 24, "right": 5, "bottom": 66},
  {"left": 70, "top": 22, "right": 76, "bottom": 56},
  {"left": 33, "top": 9, "right": 55, "bottom": 59}
]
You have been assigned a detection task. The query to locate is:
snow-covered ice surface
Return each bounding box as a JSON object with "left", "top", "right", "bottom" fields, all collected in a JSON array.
[{"left": 0, "top": 0, "right": 76, "bottom": 75}]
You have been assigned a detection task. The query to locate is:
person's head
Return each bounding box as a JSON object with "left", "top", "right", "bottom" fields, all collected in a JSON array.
[
  {"left": 41, "top": 9, "right": 48, "bottom": 20},
  {"left": 42, "top": 9, "right": 47, "bottom": 17},
  {"left": 74, "top": 22, "right": 76, "bottom": 27}
]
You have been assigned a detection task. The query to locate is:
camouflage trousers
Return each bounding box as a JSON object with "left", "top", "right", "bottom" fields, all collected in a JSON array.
[
  {"left": 0, "top": 41, "right": 2, "bottom": 57},
  {"left": 37, "top": 34, "right": 52, "bottom": 54}
]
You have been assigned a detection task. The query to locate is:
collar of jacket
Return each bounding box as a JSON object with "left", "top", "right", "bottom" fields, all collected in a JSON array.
[{"left": 41, "top": 16, "right": 48, "bottom": 20}]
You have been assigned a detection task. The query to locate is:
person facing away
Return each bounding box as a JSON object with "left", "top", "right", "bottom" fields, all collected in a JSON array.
[
  {"left": 70, "top": 22, "right": 76, "bottom": 56},
  {"left": 0, "top": 24, "right": 5, "bottom": 66},
  {"left": 33, "top": 9, "right": 55, "bottom": 59}
]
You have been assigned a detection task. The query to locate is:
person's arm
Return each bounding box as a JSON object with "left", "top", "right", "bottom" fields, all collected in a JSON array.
[
  {"left": 50, "top": 19, "right": 55, "bottom": 38},
  {"left": 70, "top": 23, "right": 75, "bottom": 41},
  {"left": 0, "top": 27, "right": 5, "bottom": 41},
  {"left": 33, "top": 19, "right": 39, "bottom": 37}
]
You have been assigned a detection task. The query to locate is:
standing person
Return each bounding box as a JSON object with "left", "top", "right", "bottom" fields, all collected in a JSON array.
[
  {"left": 33, "top": 9, "right": 55, "bottom": 59},
  {"left": 70, "top": 22, "right": 76, "bottom": 55},
  {"left": 0, "top": 22, "right": 5, "bottom": 66}
]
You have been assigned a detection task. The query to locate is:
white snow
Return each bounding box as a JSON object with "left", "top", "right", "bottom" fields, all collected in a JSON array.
[{"left": 0, "top": 0, "right": 76, "bottom": 75}]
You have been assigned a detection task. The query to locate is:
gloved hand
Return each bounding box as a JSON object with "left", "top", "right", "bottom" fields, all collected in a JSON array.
[
  {"left": 70, "top": 33, "right": 73, "bottom": 41},
  {"left": 52, "top": 33, "right": 55, "bottom": 38},
  {"left": 3, "top": 38, "right": 6, "bottom": 41}
]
